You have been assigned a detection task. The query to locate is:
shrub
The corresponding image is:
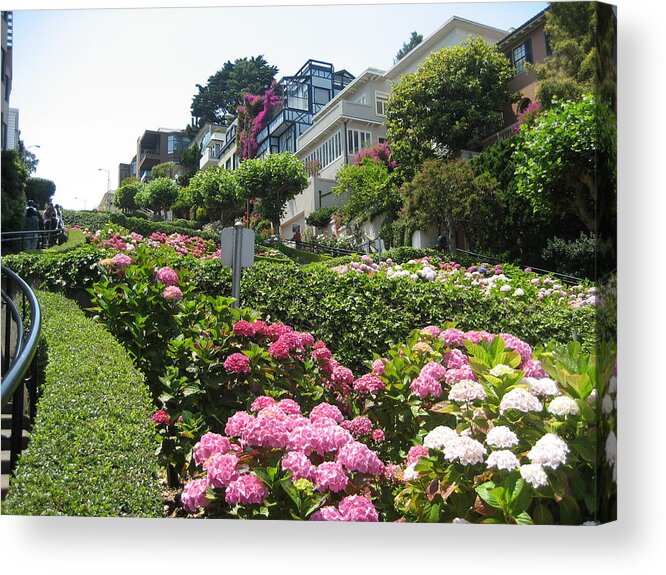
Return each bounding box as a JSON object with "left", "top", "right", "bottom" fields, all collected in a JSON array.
[
  {"left": 542, "top": 232, "right": 615, "bottom": 280},
  {"left": 3, "top": 291, "right": 162, "bottom": 517},
  {"left": 62, "top": 210, "right": 201, "bottom": 238},
  {"left": 305, "top": 206, "right": 338, "bottom": 229}
]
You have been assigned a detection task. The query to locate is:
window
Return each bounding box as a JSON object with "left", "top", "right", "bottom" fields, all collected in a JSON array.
[
  {"left": 509, "top": 39, "right": 532, "bottom": 75},
  {"left": 355, "top": 92, "right": 367, "bottom": 105},
  {"left": 347, "top": 129, "right": 372, "bottom": 157},
  {"left": 375, "top": 92, "right": 389, "bottom": 116},
  {"left": 167, "top": 135, "right": 190, "bottom": 155},
  {"left": 304, "top": 131, "right": 343, "bottom": 170}
]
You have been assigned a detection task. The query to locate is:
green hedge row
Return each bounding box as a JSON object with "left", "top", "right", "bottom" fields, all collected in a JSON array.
[
  {"left": 3, "top": 291, "right": 162, "bottom": 517},
  {"left": 63, "top": 210, "right": 200, "bottom": 238}
]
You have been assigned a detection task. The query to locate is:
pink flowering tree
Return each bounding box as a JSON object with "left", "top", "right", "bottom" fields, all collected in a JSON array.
[{"left": 236, "top": 82, "right": 282, "bottom": 161}]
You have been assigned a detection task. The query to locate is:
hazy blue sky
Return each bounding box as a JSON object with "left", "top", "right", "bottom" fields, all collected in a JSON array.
[{"left": 12, "top": 1, "right": 548, "bottom": 209}]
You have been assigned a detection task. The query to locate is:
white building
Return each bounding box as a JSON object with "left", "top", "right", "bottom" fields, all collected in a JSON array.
[{"left": 283, "top": 16, "right": 507, "bottom": 246}]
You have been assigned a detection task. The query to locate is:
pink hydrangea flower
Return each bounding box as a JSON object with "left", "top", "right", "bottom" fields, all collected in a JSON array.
[
  {"left": 155, "top": 266, "right": 179, "bottom": 286},
  {"left": 281, "top": 451, "right": 316, "bottom": 481},
  {"left": 443, "top": 349, "right": 470, "bottom": 370},
  {"left": 310, "top": 506, "right": 343, "bottom": 521},
  {"left": 268, "top": 338, "right": 291, "bottom": 360},
  {"left": 407, "top": 445, "right": 430, "bottom": 465},
  {"left": 336, "top": 441, "right": 384, "bottom": 475},
  {"left": 193, "top": 432, "right": 231, "bottom": 467},
  {"left": 420, "top": 325, "right": 441, "bottom": 337},
  {"left": 501, "top": 333, "right": 533, "bottom": 364},
  {"left": 151, "top": 409, "right": 170, "bottom": 426},
  {"left": 314, "top": 461, "right": 349, "bottom": 492},
  {"left": 439, "top": 328, "right": 465, "bottom": 347},
  {"left": 242, "top": 416, "right": 289, "bottom": 449},
  {"left": 310, "top": 403, "right": 343, "bottom": 423},
  {"left": 277, "top": 398, "right": 301, "bottom": 415},
  {"left": 109, "top": 253, "right": 133, "bottom": 268},
  {"left": 341, "top": 416, "right": 373, "bottom": 437},
  {"left": 163, "top": 285, "right": 183, "bottom": 301},
  {"left": 225, "top": 411, "right": 255, "bottom": 437},
  {"left": 331, "top": 365, "right": 354, "bottom": 388},
  {"left": 338, "top": 495, "right": 379, "bottom": 522},
  {"left": 522, "top": 359, "right": 547, "bottom": 378},
  {"left": 233, "top": 320, "right": 255, "bottom": 337},
  {"left": 224, "top": 474, "right": 268, "bottom": 506},
  {"left": 251, "top": 320, "right": 270, "bottom": 337},
  {"left": 444, "top": 366, "right": 476, "bottom": 384},
  {"left": 250, "top": 396, "right": 276, "bottom": 412},
  {"left": 312, "top": 422, "right": 353, "bottom": 455},
  {"left": 266, "top": 323, "right": 293, "bottom": 341},
  {"left": 206, "top": 452, "right": 240, "bottom": 488},
  {"left": 311, "top": 347, "right": 332, "bottom": 362},
  {"left": 420, "top": 362, "right": 447, "bottom": 381},
  {"left": 287, "top": 423, "right": 319, "bottom": 454},
  {"left": 410, "top": 374, "right": 443, "bottom": 399},
  {"left": 464, "top": 330, "right": 495, "bottom": 345},
  {"left": 224, "top": 353, "right": 251, "bottom": 374},
  {"left": 371, "top": 358, "right": 386, "bottom": 376},
  {"left": 180, "top": 478, "right": 209, "bottom": 513},
  {"left": 299, "top": 332, "right": 315, "bottom": 347},
  {"left": 353, "top": 373, "right": 385, "bottom": 394}
]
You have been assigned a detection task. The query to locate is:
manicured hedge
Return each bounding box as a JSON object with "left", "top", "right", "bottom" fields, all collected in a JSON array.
[
  {"left": 63, "top": 210, "right": 201, "bottom": 238},
  {"left": 3, "top": 291, "right": 162, "bottom": 517}
]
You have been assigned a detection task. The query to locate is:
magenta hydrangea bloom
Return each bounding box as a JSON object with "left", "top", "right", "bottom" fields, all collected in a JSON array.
[
  {"left": 342, "top": 416, "right": 373, "bottom": 437},
  {"left": 281, "top": 451, "right": 316, "bottom": 481},
  {"left": 371, "top": 358, "right": 386, "bottom": 376},
  {"left": 310, "top": 506, "right": 343, "bottom": 521},
  {"left": 151, "top": 409, "right": 170, "bottom": 426},
  {"left": 338, "top": 495, "right": 379, "bottom": 522},
  {"left": 336, "top": 441, "right": 384, "bottom": 475},
  {"left": 407, "top": 445, "right": 430, "bottom": 465},
  {"left": 314, "top": 461, "right": 349, "bottom": 493},
  {"left": 353, "top": 373, "right": 385, "bottom": 394},
  {"left": 251, "top": 395, "right": 276, "bottom": 412},
  {"left": 439, "top": 328, "right": 465, "bottom": 347},
  {"left": 443, "top": 349, "right": 470, "bottom": 370},
  {"left": 464, "top": 330, "right": 495, "bottom": 345},
  {"left": 420, "top": 362, "right": 447, "bottom": 381},
  {"left": 312, "top": 422, "right": 353, "bottom": 455},
  {"left": 265, "top": 323, "right": 294, "bottom": 341},
  {"left": 155, "top": 266, "right": 179, "bottom": 286},
  {"left": 286, "top": 423, "right": 320, "bottom": 454},
  {"left": 421, "top": 325, "right": 441, "bottom": 337},
  {"left": 523, "top": 359, "right": 547, "bottom": 378},
  {"left": 225, "top": 474, "right": 268, "bottom": 506},
  {"left": 233, "top": 320, "right": 255, "bottom": 337},
  {"left": 371, "top": 428, "right": 385, "bottom": 442},
  {"left": 242, "top": 416, "right": 289, "bottom": 449},
  {"left": 501, "top": 333, "right": 533, "bottom": 364},
  {"left": 410, "top": 374, "right": 443, "bottom": 399},
  {"left": 225, "top": 411, "right": 254, "bottom": 437},
  {"left": 180, "top": 478, "right": 210, "bottom": 513},
  {"left": 268, "top": 338, "right": 291, "bottom": 360},
  {"left": 251, "top": 320, "right": 270, "bottom": 337},
  {"left": 310, "top": 403, "right": 343, "bottom": 423},
  {"left": 109, "top": 253, "right": 133, "bottom": 268},
  {"left": 206, "top": 452, "right": 240, "bottom": 488},
  {"left": 193, "top": 432, "right": 231, "bottom": 467},
  {"left": 311, "top": 347, "right": 333, "bottom": 362},
  {"left": 162, "top": 285, "right": 183, "bottom": 302},
  {"left": 444, "top": 366, "right": 476, "bottom": 385},
  {"left": 299, "top": 332, "right": 315, "bottom": 347},
  {"left": 277, "top": 398, "right": 301, "bottom": 415},
  {"left": 224, "top": 352, "right": 251, "bottom": 374}
]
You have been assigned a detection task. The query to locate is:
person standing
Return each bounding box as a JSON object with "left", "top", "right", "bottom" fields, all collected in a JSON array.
[
  {"left": 24, "top": 200, "right": 40, "bottom": 250},
  {"left": 55, "top": 204, "right": 65, "bottom": 244},
  {"left": 43, "top": 203, "right": 57, "bottom": 247}
]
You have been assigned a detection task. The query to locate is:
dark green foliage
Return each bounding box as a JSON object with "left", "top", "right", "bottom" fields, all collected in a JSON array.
[
  {"left": 1, "top": 149, "right": 29, "bottom": 234},
  {"left": 3, "top": 291, "right": 162, "bottom": 517},
  {"left": 394, "top": 31, "right": 423, "bottom": 63},
  {"left": 542, "top": 232, "right": 615, "bottom": 280},
  {"left": 305, "top": 206, "right": 338, "bottom": 228},
  {"left": 26, "top": 177, "right": 56, "bottom": 209},
  {"left": 62, "top": 210, "right": 201, "bottom": 237}
]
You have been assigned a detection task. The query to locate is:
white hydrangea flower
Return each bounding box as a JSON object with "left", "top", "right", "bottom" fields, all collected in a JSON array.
[
  {"left": 448, "top": 380, "right": 486, "bottom": 403},
  {"left": 513, "top": 288, "right": 525, "bottom": 297},
  {"left": 486, "top": 426, "right": 519, "bottom": 448},
  {"left": 528, "top": 433, "right": 569, "bottom": 469},
  {"left": 423, "top": 426, "right": 458, "bottom": 450},
  {"left": 520, "top": 464, "right": 548, "bottom": 488},
  {"left": 605, "top": 431, "right": 617, "bottom": 465},
  {"left": 403, "top": 463, "right": 419, "bottom": 481},
  {"left": 523, "top": 377, "right": 560, "bottom": 397},
  {"left": 486, "top": 450, "right": 520, "bottom": 471},
  {"left": 490, "top": 364, "right": 515, "bottom": 377},
  {"left": 499, "top": 284, "right": 512, "bottom": 293},
  {"left": 499, "top": 388, "right": 543, "bottom": 414},
  {"left": 602, "top": 394, "right": 614, "bottom": 414},
  {"left": 443, "top": 436, "right": 487, "bottom": 466},
  {"left": 547, "top": 396, "right": 580, "bottom": 417}
]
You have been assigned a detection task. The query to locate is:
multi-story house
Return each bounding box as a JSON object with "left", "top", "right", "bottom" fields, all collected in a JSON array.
[
  {"left": 282, "top": 16, "right": 507, "bottom": 242},
  {"left": 191, "top": 123, "right": 227, "bottom": 170},
  {"left": 120, "top": 128, "right": 191, "bottom": 183},
  {"left": 215, "top": 59, "right": 354, "bottom": 172},
  {"left": 1, "top": 11, "right": 13, "bottom": 151}
]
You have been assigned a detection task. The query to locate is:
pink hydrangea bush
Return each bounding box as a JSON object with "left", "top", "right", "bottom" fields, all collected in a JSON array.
[{"left": 179, "top": 398, "right": 390, "bottom": 520}]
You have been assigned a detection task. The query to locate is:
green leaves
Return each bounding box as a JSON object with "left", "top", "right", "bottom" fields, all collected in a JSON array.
[{"left": 475, "top": 473, "right": 533, "bottom": 524}]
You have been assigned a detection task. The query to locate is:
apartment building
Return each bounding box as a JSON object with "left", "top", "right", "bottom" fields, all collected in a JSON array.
[
  {"left": 119, "top": 128, "right": 191, "bottom": 184},
  {"left": 1, "top": 11, "right": 13, "bottom": 150},
  {"left": 282, "top": 16, "right": 507, "bottom": 241}
]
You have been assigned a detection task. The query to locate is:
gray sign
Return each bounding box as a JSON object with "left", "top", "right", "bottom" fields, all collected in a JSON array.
[{"left": 220, "top": 226, "right": 255, "bottom": 268}]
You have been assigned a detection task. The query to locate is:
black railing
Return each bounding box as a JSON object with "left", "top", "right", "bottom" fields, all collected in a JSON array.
[
  {"left": 279, "top": 238, "right": 384, "bottom": 258},
  {"left": 1, "top": 266, "right": 42, "bottom": 475},
  {"left": 1, "top": 229, "right": 64, "bottom": 251}
]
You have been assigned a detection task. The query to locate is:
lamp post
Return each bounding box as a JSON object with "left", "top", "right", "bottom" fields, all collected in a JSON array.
[
  {"left": 74, "top": 196, "right": 87, "bottom": 210},
  {"left": 98, "top": 168, "right": 110, "bottom": 192}
]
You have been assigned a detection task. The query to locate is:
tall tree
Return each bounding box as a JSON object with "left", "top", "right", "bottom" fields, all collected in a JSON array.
[
  {"left": 186, "top": 166, "right": 242, "bottom": 223},
  {"left": 113, "top": 180, "right": 144, "bottom": 213},
  {"left": 17, "top": 140, "right": 39, "bottom": 174},
  {"left": 235, "top": 152, "right": 308, "bottom": 235},
  {"left": 150, "top": 162, "right": 178, "bottom": 180},
  {"left": 386, "top": 36, "right": 515, "bottom": 181},
  {"left": 190, "top": 56, "right": 279, "bottom": 127},
  {"left": 26, "top": 177, "right": 56, "bottom": 209},
  {"left": 136, "top": 177, "right": 179, "bottom": 220},
  {"left": 394, "top": 31, "right": 423, "bottom": 64},
  {"left": 1, "top": 150, "right": 29, "bottom": 234}
]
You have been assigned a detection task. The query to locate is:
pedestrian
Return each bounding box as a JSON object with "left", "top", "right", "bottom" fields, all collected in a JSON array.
[
  {"left": 292, "top": 226, "right": 302, "bottom": 250},
  {"left": 24, "top": 200, "right": 40, "bottom": 250},
  {"left": 43, "top": 203, "right": 58, "bottom": 247},
  {"left": 55, "top": 204, "right": 65, "bottom": 245}
]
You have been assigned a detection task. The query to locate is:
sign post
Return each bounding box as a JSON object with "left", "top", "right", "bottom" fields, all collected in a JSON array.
[{"left": 221, "top": 222, "right": 255, "bottom": 308}]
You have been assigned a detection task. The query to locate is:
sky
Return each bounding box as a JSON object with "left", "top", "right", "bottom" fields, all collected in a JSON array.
[{"left": 9, "top": 0, "right": 549, "bottom": 211}]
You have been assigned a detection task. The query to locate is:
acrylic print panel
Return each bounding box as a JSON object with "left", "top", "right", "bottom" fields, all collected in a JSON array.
[{"left": 1, "top": 0, "right": 616, "bottom": 526}]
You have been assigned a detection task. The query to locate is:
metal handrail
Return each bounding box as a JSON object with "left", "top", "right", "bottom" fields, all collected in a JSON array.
[{"left": 1, "top": 266, "right": 42, "bottom": 407}]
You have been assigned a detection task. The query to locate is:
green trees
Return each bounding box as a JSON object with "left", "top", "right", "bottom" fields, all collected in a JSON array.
[
  {"left": 332, "top": 158, "right": 400, "bottom": 226},
  {"left": 150, "top": 162, "right": 178, "bottom": 180},
  {"left": 386, "top": 36, "right": 515, "bottom": 181},
  {"left": 113, "top": 179, "right": 144, "bottom": 213},
  {"left": 399, "top": 159, "right": 496, "bottom": 251},
  {"left": 1, "top": 150, "right": 29, "bottom": 234},
  {"left": 190, "top": 56, "right": 279, "bottom": 127},
  {"left": 136, "top": 178, "right": 180, "bottom": 219},
  {"left": 186, "top": 166, "right": 242, "bottom": 224},
  {"left": 26, "top": 177, "right": 56, "bottom": 209},
  {"left": 394, "top": 31, "right": 423, "bottom": 63},
  {"left": 513, "top": 95, "right": 615, "bottom": 234},
  {"left": 235, "top": 152, "right": 308, "bottom": 234}
]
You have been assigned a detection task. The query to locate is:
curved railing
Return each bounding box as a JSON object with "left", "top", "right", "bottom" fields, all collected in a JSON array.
[{"left": 1, "top": 265, "right": 42, "bottom": 475}]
